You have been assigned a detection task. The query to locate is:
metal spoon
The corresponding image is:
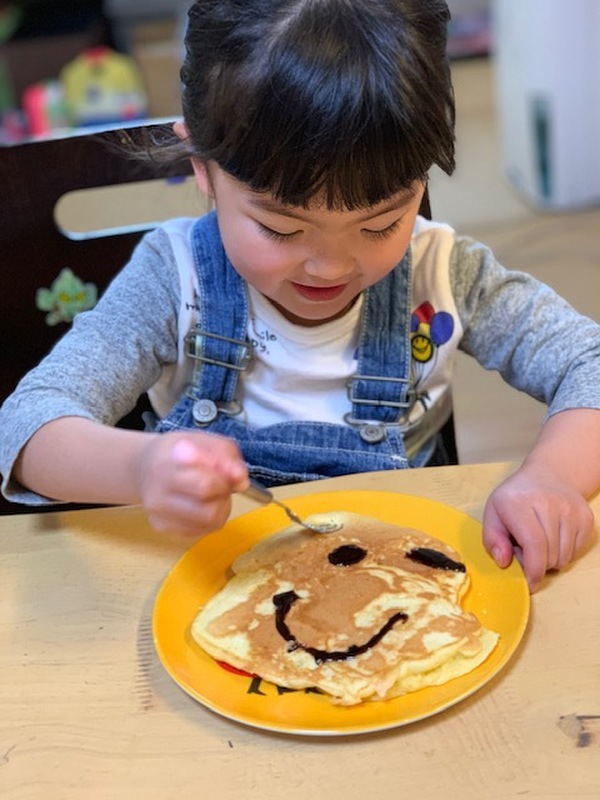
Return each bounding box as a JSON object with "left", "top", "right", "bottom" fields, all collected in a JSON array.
[{"left": 242, "top": 480, "right": 342, "bottom": 533}]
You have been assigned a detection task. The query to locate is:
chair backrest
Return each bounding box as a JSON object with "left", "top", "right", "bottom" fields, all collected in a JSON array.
[{"left": 0, "top": 123, "right": 195, "bottom": 417}]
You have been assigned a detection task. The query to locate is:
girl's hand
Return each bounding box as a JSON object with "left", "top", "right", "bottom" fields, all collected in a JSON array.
[
  {"left": 482, "top": 467, "right": 595, "bottom": 593},
  {"left": 133, "top": 432, "right": 249, "bottom": 537}
]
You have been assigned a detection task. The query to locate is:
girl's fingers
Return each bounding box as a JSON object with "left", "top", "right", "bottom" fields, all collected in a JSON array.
[{"left": 148, "top": 491, "right": 233, "bottom": 536}]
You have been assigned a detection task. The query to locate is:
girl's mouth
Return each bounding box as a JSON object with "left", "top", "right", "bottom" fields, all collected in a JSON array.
[{"left": 291, "top": 282, "right": 348, "bottom": 301}]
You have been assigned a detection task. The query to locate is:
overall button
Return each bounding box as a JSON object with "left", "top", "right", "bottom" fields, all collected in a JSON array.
[
  {"left": 192, "top": 398, "right": 218, "bottom": 425},
  {"left": 359, "top": 423, "right": 386, "bottom": 443}
]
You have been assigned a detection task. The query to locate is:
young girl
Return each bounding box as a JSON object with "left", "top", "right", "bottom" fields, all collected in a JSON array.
[{"left": 1, "top": 0, "right": 599, "bottom": 593}]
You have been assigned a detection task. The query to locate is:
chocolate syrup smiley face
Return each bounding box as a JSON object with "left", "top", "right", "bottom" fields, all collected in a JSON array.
[
  {"left": 270, "top": 541, "right": 465, "bottom": 665},
  {"left": 192, "top": 512, "right": 492, "bottom": 706}
]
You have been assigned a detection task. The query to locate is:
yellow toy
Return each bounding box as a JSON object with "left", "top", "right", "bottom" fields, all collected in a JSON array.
[{"left": 60, "top": 45, "right": 147, "bottom": 126}]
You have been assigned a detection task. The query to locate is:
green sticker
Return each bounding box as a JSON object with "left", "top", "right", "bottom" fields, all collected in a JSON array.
[{"left": 36, "top": 268, "right": 97, "bottom": 326}]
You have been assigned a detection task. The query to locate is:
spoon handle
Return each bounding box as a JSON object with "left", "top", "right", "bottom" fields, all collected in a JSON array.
[{"left": 242, "top": 479, "right": 275, "bottom": 506}]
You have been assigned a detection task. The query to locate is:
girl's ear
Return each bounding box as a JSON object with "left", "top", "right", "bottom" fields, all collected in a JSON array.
[
  {"left": 189, "top": 159, "right": 213, "bottom": 198},
  {"left": 173, "top": 120, "right": 188, "bottom": 141},
  {"left": 173, "top": 120, "right": 213, "bottom": 197}
]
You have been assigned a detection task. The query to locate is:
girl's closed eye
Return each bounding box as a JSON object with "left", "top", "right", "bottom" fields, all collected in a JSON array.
[
  {"left": 361, "top": 218, "right": 402, "bottom": 240},
  {"left": 257, "top": 222, "right": 302, "bottom": 242}
]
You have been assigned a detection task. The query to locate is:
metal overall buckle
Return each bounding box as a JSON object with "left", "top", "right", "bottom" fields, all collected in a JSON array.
[
  {"left": 344, "top": 375, "right": 415, "bottom": 443},
  {"left": 184, "top": 328, "right": 252, "bottom": 426},
  {"left": 184, "top": 328, "right": 253, "bottom": 370},
  {"left": 187, "top": 396, "right": 243, "bottom": 426}
]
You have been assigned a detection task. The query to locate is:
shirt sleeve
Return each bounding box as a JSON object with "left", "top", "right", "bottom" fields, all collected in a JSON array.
[
  {"left": 450, "top": 234, "right": 600, "bottom": 416},
  {"left": 0, "top": 226, "right": 181, "bottom": 504}
]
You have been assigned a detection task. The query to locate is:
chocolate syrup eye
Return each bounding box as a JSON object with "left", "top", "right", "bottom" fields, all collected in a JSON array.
[
  {"left": 406, "top": 547, "right": 466, "bottom": 572},
  {"left": 328, "top": 544, "right": 367, "bottom": 566}
]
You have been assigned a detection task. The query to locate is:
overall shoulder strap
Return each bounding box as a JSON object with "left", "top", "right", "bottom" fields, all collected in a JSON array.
[
  {"left": 349, "top": 251, "right": 413, "bottom": 423},
  {"left": 185, "top": 213, "right": 251, "bottom": 405}
]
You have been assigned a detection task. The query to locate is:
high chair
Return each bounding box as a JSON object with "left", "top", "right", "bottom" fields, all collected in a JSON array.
[{"left": 0, "top": 125, "right": 457, "bottom": 513}]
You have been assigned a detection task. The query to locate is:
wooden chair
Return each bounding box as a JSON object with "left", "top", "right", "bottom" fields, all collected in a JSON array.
[
  {"left": 0, "top": 131, "right": 457, "bottom": 513},
  {"left": 0, "top": 123, "right": 194, "bottom": 513}
]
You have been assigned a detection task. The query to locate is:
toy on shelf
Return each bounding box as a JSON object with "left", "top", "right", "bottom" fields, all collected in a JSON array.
[
  {"left": 18, "top": 45, "right": 148, "bottom": 139},
  {"left": 21, "top": 80, "right": 69, "bottom": 137},
  {"left": 60, "top": 45, "right": 147, "bottom": 128}
]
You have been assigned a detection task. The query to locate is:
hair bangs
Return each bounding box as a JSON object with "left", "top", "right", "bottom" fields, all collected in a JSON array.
[
  {"left": 218, "top": 96, "right": 435, "bottom": 210},
  {"left": 181, "top": 0, "right": 455, "bottom": 209}
]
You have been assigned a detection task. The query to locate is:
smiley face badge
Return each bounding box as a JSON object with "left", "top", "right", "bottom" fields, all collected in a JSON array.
[
  {"left": 192, "top": 513, "right": 499, "bottom": 705},
  {"left": 411, "top": 301, "right": 454, "bottom": 364}
]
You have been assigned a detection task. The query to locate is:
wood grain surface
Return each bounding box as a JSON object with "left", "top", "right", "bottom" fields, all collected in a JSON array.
[{"left": 1, "top": 462, "right": 599, "bottom": 799}]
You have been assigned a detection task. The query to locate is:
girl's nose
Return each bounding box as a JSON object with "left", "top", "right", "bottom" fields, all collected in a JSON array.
[{"left": 303, "top": 253, "right": 356, "bottom": 281}]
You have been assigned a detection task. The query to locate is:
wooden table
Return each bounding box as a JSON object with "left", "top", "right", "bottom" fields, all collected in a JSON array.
[{"left": 1, "top": 462, "right": 599, "bottom": 799}]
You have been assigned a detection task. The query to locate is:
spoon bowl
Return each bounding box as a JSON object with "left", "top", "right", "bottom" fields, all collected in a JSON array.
[{"left": 242, "top": 481, "right": 342, "bottom": 534}]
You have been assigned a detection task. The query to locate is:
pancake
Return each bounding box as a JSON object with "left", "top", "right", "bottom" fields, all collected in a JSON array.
[{"left": 191, "top": 512, "right": 499, "bottom": 706}]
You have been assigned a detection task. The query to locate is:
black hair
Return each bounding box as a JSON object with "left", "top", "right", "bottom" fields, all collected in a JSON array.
[{"left": 175, "top": 0, "right": 455, "bottom": 209}]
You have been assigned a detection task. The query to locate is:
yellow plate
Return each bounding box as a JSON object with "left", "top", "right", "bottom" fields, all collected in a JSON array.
[{"left": 153, "top": 490, "right": 529, "bottom": 736}]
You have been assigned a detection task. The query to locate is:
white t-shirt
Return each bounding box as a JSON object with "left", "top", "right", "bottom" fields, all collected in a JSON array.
[{"left": 241, "top": 285, "right": 363, "bottom": 427}]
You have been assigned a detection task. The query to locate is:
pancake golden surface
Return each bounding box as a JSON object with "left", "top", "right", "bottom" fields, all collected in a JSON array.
[{"left": 191, "top": 512, "right": 499, "bottom": 706}]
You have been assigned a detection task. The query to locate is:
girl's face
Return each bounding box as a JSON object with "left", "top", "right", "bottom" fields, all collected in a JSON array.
[{"left": 191, "top": 159, "right": 425, "bottom": 327}]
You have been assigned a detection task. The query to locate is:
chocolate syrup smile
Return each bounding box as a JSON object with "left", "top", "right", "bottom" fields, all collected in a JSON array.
[{"left": 273, "top": 590, "right": 408, "bottom": 664}]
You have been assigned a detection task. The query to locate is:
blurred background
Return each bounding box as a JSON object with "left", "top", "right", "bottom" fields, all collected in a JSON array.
[{"left": 1, "top": 0, "right": 599, "bottom": 465}]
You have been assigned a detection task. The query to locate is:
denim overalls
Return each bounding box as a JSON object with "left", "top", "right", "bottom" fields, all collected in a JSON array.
[{"left": 155, "top": 214, "right": 436, "bottom": 486}]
